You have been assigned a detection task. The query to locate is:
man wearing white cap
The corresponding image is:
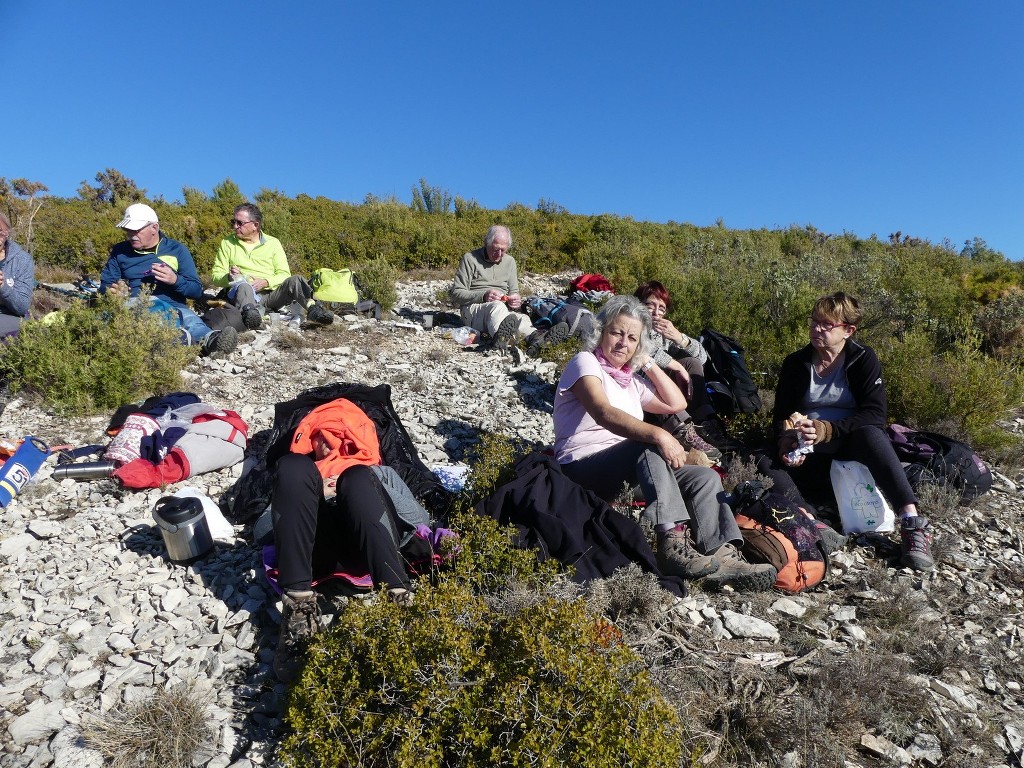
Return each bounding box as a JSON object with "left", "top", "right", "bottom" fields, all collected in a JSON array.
[{"left": 100, "top": 203, "right": 237, "bottom": 357}]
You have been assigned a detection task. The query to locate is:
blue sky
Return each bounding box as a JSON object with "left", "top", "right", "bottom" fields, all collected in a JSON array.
[{"left": 5, "top": 1, "right": 1022, "bottom": 258}]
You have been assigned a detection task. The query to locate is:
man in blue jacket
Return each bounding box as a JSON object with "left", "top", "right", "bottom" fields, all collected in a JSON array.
[
  {"left": 100, "top": 203, "right": 236, "bottom": 357},
  {"left": 0, "top": 211, "right": 34, "bottom": 338}
]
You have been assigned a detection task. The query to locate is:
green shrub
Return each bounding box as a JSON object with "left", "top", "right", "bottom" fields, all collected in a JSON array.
[
  {"left": 975, "top": 287, "right": 1024, "bottom": 362},
  {"left": 280, "top": 580, "right": 682, "bottom": 768},
  {"left": 878, "top": 327, "right": 1024, "bottom": 451},
  {"left": 442, "top": 509, "right": 561, "bottom": 594},
  {"left": 461, "top": 431, "right": 531, "bottom": 506},
  {"left": 0, "top": 294, "right": 192, "bottom": 415},
  {"left": 355, "top": 256, "right": 399, "bottom": 312}
]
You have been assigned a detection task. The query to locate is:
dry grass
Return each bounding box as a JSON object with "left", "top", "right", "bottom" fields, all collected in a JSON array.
[
  {"left": 34, "top": 264, "right": 81, "bottom": 284},
  {"left": 916, "top": 481, "right": 968, "bottom": 524},
  {"left": 82, "top": 682, "right": 212, "bottom": 768},
  {"left": 722, "top": 455, "right": 775, "bottom": 495}
]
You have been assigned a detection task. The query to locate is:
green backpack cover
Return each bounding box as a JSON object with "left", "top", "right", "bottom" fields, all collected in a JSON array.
[{"left": 311, "top": 268, "right": 359, "bottom": 305}]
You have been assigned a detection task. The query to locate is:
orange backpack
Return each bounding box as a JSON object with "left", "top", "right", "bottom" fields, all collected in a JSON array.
[{"left": 733, "top": 487, "right": 829, "bottom": 594}]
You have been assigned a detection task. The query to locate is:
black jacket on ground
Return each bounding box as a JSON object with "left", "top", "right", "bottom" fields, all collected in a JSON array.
[
  {"left": 232, "top": 382, "right": 453, "bottom": 523},
  {"left": 773, "top": 339, "right": 887, "bottom": 442},
  {"left": 476, "top": 452, "right": 686, "bottom": 597}
]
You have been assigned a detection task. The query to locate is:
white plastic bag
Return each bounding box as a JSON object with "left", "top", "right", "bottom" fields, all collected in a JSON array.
[
  {"left": 172, "top": 487, "right": 235, "bottom": 542},
  {"left": 830, "top": 459, "right": 896, "bottom": 533}
]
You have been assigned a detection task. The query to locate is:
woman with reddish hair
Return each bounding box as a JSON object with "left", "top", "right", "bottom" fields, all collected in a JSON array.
[{"left": 633, "top": 281, "right": 721, "bottom": 456}]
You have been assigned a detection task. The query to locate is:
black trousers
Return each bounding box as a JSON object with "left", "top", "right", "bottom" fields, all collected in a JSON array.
[
  {"left": 272, "top": 454, "right": 410, "bottom": 592},
  {"left": 755, "top": 425, "right": 918, "bottom": 513}
]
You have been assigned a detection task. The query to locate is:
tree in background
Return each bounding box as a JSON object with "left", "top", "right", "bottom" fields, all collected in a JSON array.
[
  {"left": 77, "top": 168, "right": 146, "bottom": 208},
  {"left": 0, "top": 177, "right": 49, "bottom": 252},
  {"left": 410, "top": 178, "right": 452, "bottom": 215}
]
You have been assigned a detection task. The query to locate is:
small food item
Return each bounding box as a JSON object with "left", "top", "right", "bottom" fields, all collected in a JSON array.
[{"left": 785, "top": 411, "right": 815, "bottom": 463}]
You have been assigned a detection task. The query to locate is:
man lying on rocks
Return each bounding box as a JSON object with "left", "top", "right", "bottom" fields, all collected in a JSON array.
[{"left": 267, "top": 397, "right": 433, "bottom": 683}]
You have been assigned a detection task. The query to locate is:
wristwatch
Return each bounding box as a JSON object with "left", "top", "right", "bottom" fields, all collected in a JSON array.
[{"left": 639, "top": 359, "right": 655, "bottom": 373}]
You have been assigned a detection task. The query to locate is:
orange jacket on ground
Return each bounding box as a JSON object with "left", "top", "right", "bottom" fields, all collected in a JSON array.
[{"left": 289, "top": 399, "right": 380, "bottom": 478}]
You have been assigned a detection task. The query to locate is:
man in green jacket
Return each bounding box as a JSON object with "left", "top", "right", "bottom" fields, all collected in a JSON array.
[
  {"left": 212, "top": 204, "right": 334, "bottom": 328},
  {"left": 450, "top": 225, "right": 534, "bottom": 354}
]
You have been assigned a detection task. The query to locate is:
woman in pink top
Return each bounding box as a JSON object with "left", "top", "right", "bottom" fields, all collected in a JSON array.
[{"left": 553, "top": 295, "right": 775, "bottom": 591}]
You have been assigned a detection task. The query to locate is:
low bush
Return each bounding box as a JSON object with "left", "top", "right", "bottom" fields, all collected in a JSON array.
[
  {"left": 355, "top": 256, "right": 399, "bottom": 313},
  {"left": 461, "top": 431, "right": 532, "bottom": 507},
  {"left": 877, "top": 327, "right": 1024, "bottom": 452},
  {"left": 0, "top": 293, "right": 192, "bottom": 415},
  {"left": 281, "top": 580, "right": 682, "bottom": 768}
]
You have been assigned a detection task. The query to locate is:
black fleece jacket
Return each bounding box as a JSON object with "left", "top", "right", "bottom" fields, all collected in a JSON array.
[{"left": 772, "top": 338, "right": 887, "bottom": 442}]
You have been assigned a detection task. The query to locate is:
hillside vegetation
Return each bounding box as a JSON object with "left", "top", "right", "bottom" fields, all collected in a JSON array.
[{"left": 4, "top": 171, "right": 1023, "bottom": 457}]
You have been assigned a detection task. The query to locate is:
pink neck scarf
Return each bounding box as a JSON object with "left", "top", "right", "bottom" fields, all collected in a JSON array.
[{"left": 593, "top": 348, "right": 634, "bottom": 388}]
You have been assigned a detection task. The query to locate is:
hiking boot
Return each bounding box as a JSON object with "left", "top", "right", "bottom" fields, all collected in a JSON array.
[
  {"left": 656, "top": 525, "right": 720, "bottom": 579},
  {"left": 527, "top": 321, "right": 571, "bottom": 357},
  {"left": 674, "top": 422, "right": 722, "bottom": 462},
  {"left": 241, "top": 303, "right": 263, "bottom": 330},
  {"left": 492, "top": 314, "right": 520, "bottom": 350},
  {"left": 201, "top": 326, "right": 238, "bottom": 359},
  {"left": 694, "top": 417, "right": 745, "bottom": 455},
  {"left": 814, "top": 520, "right": 847, "bottom": 556},
  {"left": 305, "top": 301, "right": 335, "bottom": 326},
  {"left": 274, "top": 590, "right": 322, "bottom": 684},
  {"left": 387, "top": 587, "right": 414, "bottom": 606},
  {"left": 702, "top": 542, "right": 778, "bottom": 592},
  {"left": 900, "top": 516, "right": 934, "bottom": 571}
]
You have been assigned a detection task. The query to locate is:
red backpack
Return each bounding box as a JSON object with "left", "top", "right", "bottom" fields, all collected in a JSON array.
[{"left": 569, "top": 273, "right": 614, "bottom": 294}]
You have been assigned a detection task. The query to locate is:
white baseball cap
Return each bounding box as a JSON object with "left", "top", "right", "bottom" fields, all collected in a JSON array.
[{"left": 116, "top": 203, "right": 159, "bottom": 229}]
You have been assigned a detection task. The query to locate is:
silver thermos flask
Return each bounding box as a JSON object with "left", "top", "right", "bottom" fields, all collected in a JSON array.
[
  {"left": 51, "top": 461, "right": 117, "bottom": 481},
  {"left": 151, "top": 496, "right": 214, "bottom": 563}
]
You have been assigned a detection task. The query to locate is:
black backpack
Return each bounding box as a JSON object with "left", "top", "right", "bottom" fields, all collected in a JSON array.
[
  {"left": 886, "top": 424, "right": 992, "bottom": 504},
  {"left": 698, "top": 327, "right": 762, "bottom": 415}
]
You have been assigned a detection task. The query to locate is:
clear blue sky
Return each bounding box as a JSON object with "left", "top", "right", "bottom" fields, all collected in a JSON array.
[{"left": 5, "top": 1, "right": 1022, "bottom": 259}]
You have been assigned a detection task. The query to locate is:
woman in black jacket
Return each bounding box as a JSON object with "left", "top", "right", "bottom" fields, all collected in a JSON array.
[{"left": 767, "top": 292, "right": 933, "bottom": 571}]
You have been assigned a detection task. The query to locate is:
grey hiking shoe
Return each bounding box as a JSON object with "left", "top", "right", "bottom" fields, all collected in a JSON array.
[
  {"left": 702, "top": 542, "right": 778, "bottom": 592},
  {"left": 274, "top": 591, "right": 322, "bottom": 684},
  {"left": 657, "top": 525, "right": 720, "bottom": 579},
  {"left": 241, "top": 303, "right": 263, "bottom": 330},
  {"left": 387, "top": 587, "right": 415, "bottom": 606},
  {"left": 900, "top": 516, "right": 934, "bottom": 571},
  {"left": 674, "top": 422, "right": 722, "bottom": 462},
  {"left": 814, "top": 520, "right": 847, "bottom": 556},
  {"left": 527, "top": 321, "right": 571, "bottom": 357},
  {"left": 305, "top": 301, "right": 335, "bottom": 326},
  {"left": 201, "top": 326, "right": 238, "bottom": 359},
  {"left": 492, "top": 314, "right": 520, "bottom": 350}
]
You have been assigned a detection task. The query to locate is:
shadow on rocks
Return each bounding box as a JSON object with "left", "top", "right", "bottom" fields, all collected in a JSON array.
[{"left": 120, "top": 522, "right": 287, "bottom": 751}]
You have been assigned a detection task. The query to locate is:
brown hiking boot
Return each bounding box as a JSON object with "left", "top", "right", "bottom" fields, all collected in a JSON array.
[
  {"left": 673, "top": 422, "right": 722, "bottom": 462},
  {"left": 900, "top": 516, "right": 934, "bottom": 571},
  {"left": 274, "top": 591, "right": 322, "bottom": 684},
  {"left": 657, "top": 524, "right": 720, "bottom": 579},
  {"left": 702, "top": 542, "right": 778, "bottom": 592}
]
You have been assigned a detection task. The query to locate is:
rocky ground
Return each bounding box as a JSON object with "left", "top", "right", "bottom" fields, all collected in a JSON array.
[{"left": 0, "top": 275, "right": 1022, "bottom": 767}]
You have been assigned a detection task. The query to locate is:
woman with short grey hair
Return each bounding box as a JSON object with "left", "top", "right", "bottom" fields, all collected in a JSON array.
[{"left": 551, "top": 295, "right": 776, "bottom": 591}]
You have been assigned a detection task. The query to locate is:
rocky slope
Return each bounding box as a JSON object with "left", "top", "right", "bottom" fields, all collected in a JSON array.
[{"left": 0, "top": 275, "right": 1022, "bottom": 767}]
